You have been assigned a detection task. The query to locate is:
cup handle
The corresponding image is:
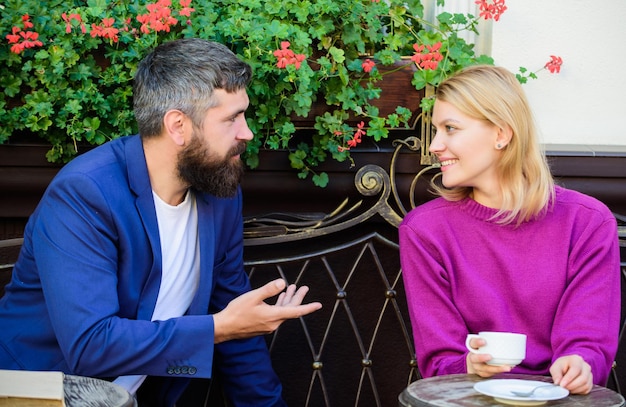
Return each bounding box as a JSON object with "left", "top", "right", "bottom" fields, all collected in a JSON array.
[{"left": 465, "top": 334, "right": 481, "bottom": 353}]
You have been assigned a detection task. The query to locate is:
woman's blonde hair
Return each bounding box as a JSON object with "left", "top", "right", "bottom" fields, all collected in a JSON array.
[{"left": 431, "top": 65, "right": 554, "bottom": 225}]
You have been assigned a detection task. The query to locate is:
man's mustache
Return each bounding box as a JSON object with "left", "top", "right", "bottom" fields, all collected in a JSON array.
[{"left": 232, "top": 142, "right": 247, "bottom": 157}]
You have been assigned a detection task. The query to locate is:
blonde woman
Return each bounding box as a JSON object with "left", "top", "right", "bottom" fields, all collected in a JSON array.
[{"left": 399, "top": 65, "right": 620, "bottom": 395}]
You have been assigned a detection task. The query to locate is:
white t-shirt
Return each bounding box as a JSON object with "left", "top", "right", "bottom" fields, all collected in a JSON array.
[{"left": 114, "top": 189, "right": 200, "bottom": 394}]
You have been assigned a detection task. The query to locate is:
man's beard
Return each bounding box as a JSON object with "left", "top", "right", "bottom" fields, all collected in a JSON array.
[{"left": 177, "top": 134, "right": 246, "bottom": 198}]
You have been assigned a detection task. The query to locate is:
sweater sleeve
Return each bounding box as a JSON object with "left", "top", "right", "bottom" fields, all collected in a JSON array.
[
  {"left": 550, "top": 213, "right": 620, "bottom": 386},
  {"left": 399, "top": 220, "right": 470, "bottom": 377}
]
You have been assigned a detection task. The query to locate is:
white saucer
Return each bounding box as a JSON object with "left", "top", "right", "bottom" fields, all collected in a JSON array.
[{"left": 474, "top": 379, "right": 569, "bottom": 406}]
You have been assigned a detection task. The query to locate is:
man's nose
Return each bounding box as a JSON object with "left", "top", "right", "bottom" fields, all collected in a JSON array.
[{"left": 239, "top": 121, "right": 254, "bottom": 141}]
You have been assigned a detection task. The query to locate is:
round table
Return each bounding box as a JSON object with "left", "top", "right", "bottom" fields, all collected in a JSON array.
[
  {"left": 64, "top": 375, "right": 136, "bottom": 407},
  {"left": 398, "top": 374, "right": 625, "bottom": 407}
]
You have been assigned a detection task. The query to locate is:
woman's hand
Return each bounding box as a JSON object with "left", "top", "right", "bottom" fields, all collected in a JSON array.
[
  {"left": 550, "top": 355, "right": 593, "bottom": 394},
  {"left": 465, "top": 337, "right": 513, "bottom": 377}
]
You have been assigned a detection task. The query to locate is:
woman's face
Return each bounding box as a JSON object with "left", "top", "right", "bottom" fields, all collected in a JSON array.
[{"left": 429, "top": 99, "right": 505, "bottom": 207}]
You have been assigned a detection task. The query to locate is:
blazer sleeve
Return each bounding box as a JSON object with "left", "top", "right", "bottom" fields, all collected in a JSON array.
[{"left": 31, "top": 171, "right": 216, "bottom": 378}]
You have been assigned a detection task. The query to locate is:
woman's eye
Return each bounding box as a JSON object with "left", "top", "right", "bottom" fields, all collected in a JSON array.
[{"left": 431, "top": 125, "right": 455, "bottom": 134}]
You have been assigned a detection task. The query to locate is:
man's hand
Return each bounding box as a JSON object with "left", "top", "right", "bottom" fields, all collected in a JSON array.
[
  {"left": 550, "top": 355, "right": 593, "bottom": 394},
  {"left": 213, "top": 279, "right": 322, "bottom": 343}
]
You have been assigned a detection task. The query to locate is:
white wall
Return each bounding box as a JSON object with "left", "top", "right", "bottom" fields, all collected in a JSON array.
[{"left": 490, "top": 0, "right": 626, "bottom": 146}]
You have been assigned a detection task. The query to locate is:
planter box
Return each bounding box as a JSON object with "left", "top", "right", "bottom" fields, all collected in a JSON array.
[{"left": 1, "top": 140, "right": 626, "bottom": 231}]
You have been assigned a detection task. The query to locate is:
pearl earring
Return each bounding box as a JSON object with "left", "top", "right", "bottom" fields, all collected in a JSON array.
[{"left": 496, "top": 143, "right": 502, "bottom": 149}]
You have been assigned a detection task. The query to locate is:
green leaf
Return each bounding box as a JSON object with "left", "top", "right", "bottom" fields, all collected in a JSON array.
[
  {"left": 329, "top": 46, "right": 345, "bottom": 64},
  {"left": 1, "top": 74, "right": 22, "bottom": 98},
  {"left": 288, "top": 149, "right": 307, "bottom": 170},
  {"left": 312, "top": 172, "right": 329, "bottom": 188},
  {"left": 245, "top": 153, "right": 260, "bottom": 169},
  {"left": 25, "top": 115, "right": 53, "bottom": 131},
  {"left": 86, "top": 0, "right": 108, "bottom": 16},
  {"left": 264, "top": 20, "right": 289, "bottom": 37}
]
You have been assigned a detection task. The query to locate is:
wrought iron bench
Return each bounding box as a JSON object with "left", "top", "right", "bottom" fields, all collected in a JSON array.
[{"left": 1, "top": 137, "right": 625, "bottom": 406}]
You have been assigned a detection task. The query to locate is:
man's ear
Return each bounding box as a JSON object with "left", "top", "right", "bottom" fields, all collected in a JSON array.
[
  {"left": 495, "top": 124, "right": 513, "bottom": 149},
  {"left": 163, "top": 110, "right": 187, "bottom": 146}
]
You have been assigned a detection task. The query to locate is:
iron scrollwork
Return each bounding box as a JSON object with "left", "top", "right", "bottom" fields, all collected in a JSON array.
[{"left": 243, "top": 136, "right": 441, "bottom": 246}]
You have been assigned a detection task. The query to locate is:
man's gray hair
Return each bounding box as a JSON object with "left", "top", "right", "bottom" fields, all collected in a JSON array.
[{"left": 133, "top": 38, "right": 252, "bottom": 138}]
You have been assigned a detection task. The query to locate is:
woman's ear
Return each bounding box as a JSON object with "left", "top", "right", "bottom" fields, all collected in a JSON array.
[
  {"left": 495, "top": 125, "right": 513, "bottom": 150},
  {"left": 163, "top": 110, "right": 187, "bottom": 146}
]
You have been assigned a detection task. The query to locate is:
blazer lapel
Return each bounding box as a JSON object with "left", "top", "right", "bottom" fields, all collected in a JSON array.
[
  {"left": 125, "top": 136, "right": 163, "bottom": 320},
  {"left": 187, "top": 193, "right": 214, "bottom": 315}
]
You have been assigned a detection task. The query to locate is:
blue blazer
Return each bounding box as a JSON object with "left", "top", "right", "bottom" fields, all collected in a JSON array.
[{"left": 0, "top": 135, "right": 284, "bottom": 405}]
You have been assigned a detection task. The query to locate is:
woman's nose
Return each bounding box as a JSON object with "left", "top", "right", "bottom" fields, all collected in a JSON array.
[{"left": 429, "top": 132, "right": 444, "bottom": 154}]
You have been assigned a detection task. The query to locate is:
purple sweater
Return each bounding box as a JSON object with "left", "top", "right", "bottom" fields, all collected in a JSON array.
[{"left": 399, "top": 186, "right": 620, "bottom": 385}]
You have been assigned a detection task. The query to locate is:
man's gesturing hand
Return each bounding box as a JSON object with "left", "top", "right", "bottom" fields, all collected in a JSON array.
[{"left": 213, "top": 279, "right": 322, "bottom": 343}]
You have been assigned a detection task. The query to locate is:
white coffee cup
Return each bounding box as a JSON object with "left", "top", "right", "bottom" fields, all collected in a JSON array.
[{"left": 465, "top": 331, "right": 526, "bottom": 366}]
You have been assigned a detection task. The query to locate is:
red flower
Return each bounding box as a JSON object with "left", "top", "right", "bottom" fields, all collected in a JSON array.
[
  {"left": 273, "top": 41, "right": 306, "bottom": 69},
  {"left": 475, "top": 0, "right": 507, "bottom": 21},
  {"left": 62, "top": 13, "right": 86, "bottom": 34},
  {"left": 545, "top": 55, "right": 563, "bottom": 74},
  {"left": 91, "top": 17, "right": 119, "bottom": 42},
  {"left": 5, "top": 14, "right": 43, "bottom": 54},
  {"left": 347, "top": 121, "right": 366, "bottom": 148},
  {"left": 137, "top": 0, "right": 179, "bottom": 34},
  {"left": 6, "top": 27, "right": 21, "bottom": 44},
  {"left": 411, "top": 42, "right": 443, "bottom": 70},
  {"left": 361, "top": 58, "right": 376, "bottom": 73},
  {"left": 21, "top": 14, "right": 34, "bottom": 29},
  {"left": 179, "top": 0, "right": 195, "bottom": 17}
]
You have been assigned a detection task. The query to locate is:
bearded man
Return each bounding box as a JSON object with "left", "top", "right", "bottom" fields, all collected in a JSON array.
[{"left": 0, "top": 38, "right": 321, "bottom": 407}]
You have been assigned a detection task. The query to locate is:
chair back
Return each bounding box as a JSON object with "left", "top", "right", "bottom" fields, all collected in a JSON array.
[{"left": 0, "top": 237, "right": 23, "bottom": 298}]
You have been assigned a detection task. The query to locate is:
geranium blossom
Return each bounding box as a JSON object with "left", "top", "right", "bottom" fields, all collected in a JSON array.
[
  {"left": 362, "top": 58, "right": 376, "bottom": 73},
  {"left": 336, "top": 121, "right": 367, "bottom": 152},
  {"left": 411, "top": 42, "right": 443, "bottom": 70},
  {"left": 347, "top": 121, "right": 366, "bottom": 148},
  {"left": 91, "top": 18, "right": 119, "bottom": 42},
  {"left": 62, "top": 13, "right": 86, "bottom": 34},
  {"left": 5, "top": 15, "right": 43, "bottom": 54},
  {"left": 545, "top": 55, "right": 563, "bottom": 74},
  {"left": 137, "top": 0, "right": 179, "bottom": 34},
  {"left": 273, "top": 41, "right": 306, "bottom": 69},
  {"left": 179, "top": 0, "right": 195, "bottom": 17},
  {"left": 475, "top": 0, "right": 507, "bottom": 21}
]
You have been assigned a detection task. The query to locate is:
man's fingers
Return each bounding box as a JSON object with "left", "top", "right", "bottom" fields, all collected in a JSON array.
[
  {"left": 253, "top": 279, "right": 287, "bottom": 302},
  {"left": 283, "top": 284, "right": 297, "bottom": 302},
  {"left": 276, "top": 302, "right": 322, "bottom": 320},
  {"left": 253, "top": 280, "right": 322, "bottom": 318},
  {"left": 278, "top": 285, "right": 309, "bottom": 306},
  {"left": 292, "top": 285, "right": 310, "bottom": 303},
  {"left": 275, "top": 292, "right": 287, "bottom": 306}
]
